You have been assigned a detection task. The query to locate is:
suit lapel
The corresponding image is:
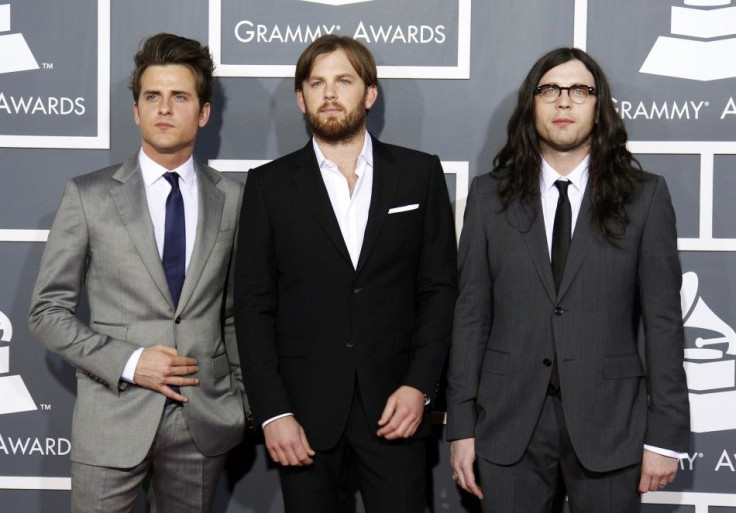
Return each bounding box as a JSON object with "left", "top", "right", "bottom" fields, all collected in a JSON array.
[
  {"left": 292, "top": 142, "right": 352, "bottom": 266},
  {"left": 176, "top": 162, "right": 224, "bottom": 313},
  {"left": 515, "top": 196, "right": 557, "bottom": 303},
  {"left": 557, "top": 185, "right": 595, "bottom": 300},
  {"left": 355, "top": 139, "right": 399, "bottom": 275},
  {"left": 110, "top": 156, "right": 172, "bottom": 307}
]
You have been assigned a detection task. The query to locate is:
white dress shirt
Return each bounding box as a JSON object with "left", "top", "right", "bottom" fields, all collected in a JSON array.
[
  {"left": 121, "top": 149, "right": 200, "bottom": 383},
  {"left": 315, "top": 132, "right": 373, "bottom": 268},
  {"left": 539, "top": 156, "right": 683, "bottom": 460},
  {"left": 262, "top": 133, "right": 373, "bottom": 429}
]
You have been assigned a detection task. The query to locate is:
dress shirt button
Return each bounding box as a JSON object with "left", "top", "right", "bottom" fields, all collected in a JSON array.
[
  {"left": 175, "top": 316, "right": 182, "bottom": 324},
  {"left": 346, "top": 338, "right": 355, "bottom": 348},
  {"left": 543, "top": 358, "right": 552, "bottom": 367},
  {"left": 353, "top": 288, "right": 363, "bottom": 294},
  {"left": 554, "top": 307, "right": 565, "bottom": 316}
]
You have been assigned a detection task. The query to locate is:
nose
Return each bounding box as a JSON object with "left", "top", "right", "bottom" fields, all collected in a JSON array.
[
  {"left": 556, "top": 90, "right": 572, "bottom": 108},
  {"left": 323, "top": 82, "right": 337, "bottom": 100},
  {"left": 159, "top": 98, "right": 172, "bottom": 115}
]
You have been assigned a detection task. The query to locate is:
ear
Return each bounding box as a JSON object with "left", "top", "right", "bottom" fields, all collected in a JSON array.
[
  {"left": 296, "top": 89, "right": 307, "bottom": 115},
  {"left": 133, "top": 102, "right": 141, "bottom": 127},
  {"left": 364, "top": 85, "right": 378, "bottom": 110},
  {"left": 198, "top": 102, "right": 211, "bottom": 128}
]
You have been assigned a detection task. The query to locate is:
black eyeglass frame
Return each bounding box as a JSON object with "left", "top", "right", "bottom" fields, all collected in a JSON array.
[{"left": 534, "top": 84, "right": 597, "bottom": 104}]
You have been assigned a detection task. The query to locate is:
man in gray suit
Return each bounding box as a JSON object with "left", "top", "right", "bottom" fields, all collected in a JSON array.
[
  {"left": 446, "top": 48, "right": 689, "bottom": 512},
  {"left": 28, "top": 33, "right": 246, "bottom": 513}
]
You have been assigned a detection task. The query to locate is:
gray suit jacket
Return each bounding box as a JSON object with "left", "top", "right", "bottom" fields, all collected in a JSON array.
[
  {"left": 446, "top": 169, "right": 690, "bottom": 472},
  {"left": 29, "top": 155, "right": 246, "bottom": 468}
]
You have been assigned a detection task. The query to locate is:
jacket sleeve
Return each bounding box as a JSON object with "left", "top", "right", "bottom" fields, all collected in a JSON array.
[
  {"left": 639, "top": 175, "right": 690, "bottom": 452},
  {"left": 445, "top": 176, "right": 493, "bottom": 440},
  {"left": 28, "top": 179, "right": 139, "bottom": 394},
  {"left": 402, "top": 155, "right": 459, "bottom": 399}
]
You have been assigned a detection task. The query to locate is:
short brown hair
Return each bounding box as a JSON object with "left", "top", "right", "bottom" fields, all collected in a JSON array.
[
  {"left": 130, "top": 33, "right": 215, "bottom": 106},
  {"left": 294, "top": 35, "right": 377, "bottom": 92}
]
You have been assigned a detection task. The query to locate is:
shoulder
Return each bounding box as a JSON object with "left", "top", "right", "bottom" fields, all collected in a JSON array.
[
  {"left": 247, "top": 144, "right": 313, "bottom": 184},
  {"left": 373, "top": 139, "right": 438, "bottom": 169},
  {"left": 201, "top": 162, "right": 244, "bottom": 195}
]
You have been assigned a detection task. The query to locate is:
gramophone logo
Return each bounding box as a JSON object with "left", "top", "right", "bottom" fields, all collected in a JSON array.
[
  {"left": 640, "top": 0, "right": 736, "bottom": 81},
  {"left": 0, "top": 310, "right": 37, "bottom": 415},
  {"left": 0, "top": 3, "right": 39, "bottom": 74},
  {"left": 681, "top": 272, "right": 736, "bottom": 432}
]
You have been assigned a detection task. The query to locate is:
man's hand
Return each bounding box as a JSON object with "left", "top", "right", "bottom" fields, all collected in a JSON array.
[
  {"left": 376, "top": 385, "right": 425, "bottom": 440},
  {"left": 133, "top": 344, "right": 199, "bottom": 402},
  {"left": 450, "top": 438, "right": 484, "bottom": 499},
  {"left": 639, "top": 449, "right": 679, "bottom": 493},
  {"left": 263, "top": 416, "right": 315, "bottom": 466}
]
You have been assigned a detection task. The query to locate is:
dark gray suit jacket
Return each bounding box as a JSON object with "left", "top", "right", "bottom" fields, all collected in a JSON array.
[
  {"left": 446, "top": 168, "right": 689, "bottom": 472},
  {"left": 29, "top": 155, "right": 247, "bottom": 468}
]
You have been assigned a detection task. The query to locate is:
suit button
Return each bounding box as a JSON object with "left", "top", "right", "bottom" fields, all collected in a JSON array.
[
  {"left": 346, "top": 338, "right": 355, "bottom": 348},
  {"left": 353, "top": 288, "right": 363, "bottom": 294},
  {"left": 554, "top": 307, "right": 564, "bottom": 316},
  {"left": 175, "top": 316, "right": 182, "bottom": 324},
  {"left": 543, "top": 359, "right": 552, "bottom": 367}
]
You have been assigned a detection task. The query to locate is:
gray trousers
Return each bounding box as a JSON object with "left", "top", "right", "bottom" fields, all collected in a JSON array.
[
  {"left": 477, "top": 393, "right": 642, "bottom": 513},
  {"left": 71, "top": 403, "right": 228, "bottom": 513}
]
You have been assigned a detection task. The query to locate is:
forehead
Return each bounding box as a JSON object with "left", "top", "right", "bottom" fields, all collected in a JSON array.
[
  {"left": 309, "top": 49, "right": 359, "bottom": 77},
  {"left": 538, "top": 59, "right": 595, "bottom": 86},
  {"left": 140, "top": 64, "right": 197, "bottom": 89}
]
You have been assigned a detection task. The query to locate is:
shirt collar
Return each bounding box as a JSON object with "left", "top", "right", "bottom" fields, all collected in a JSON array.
[
  {"left": 312, "top": 131, "right": 373, "bottom": 173},
  {"left": 138, "top": 148, "right": 196, "bottom": 187},
  {"left": 540, "top": 155, "right": 590, "bottom": 194}
]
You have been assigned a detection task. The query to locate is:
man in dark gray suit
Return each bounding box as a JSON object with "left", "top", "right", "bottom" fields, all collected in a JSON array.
[
  {"left": 446, "top": 48, "right": 689, "bottom": 512},
  {"left": 28, "top": 33, "right": 247, "bottom": 512}
]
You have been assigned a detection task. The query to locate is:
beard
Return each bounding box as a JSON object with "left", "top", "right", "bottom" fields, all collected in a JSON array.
[{"left": 306, "top": 101, "right": 366, "bottom": 143}]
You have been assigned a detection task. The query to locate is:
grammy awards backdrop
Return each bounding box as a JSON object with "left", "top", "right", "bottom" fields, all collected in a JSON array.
[{"left": 2, "top": 1, "right": 735, "bottom": 512}]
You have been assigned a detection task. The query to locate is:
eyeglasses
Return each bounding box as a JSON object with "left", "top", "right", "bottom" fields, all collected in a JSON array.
[{"left": 534, "top": 84, "right": 596, "bottom": 104}]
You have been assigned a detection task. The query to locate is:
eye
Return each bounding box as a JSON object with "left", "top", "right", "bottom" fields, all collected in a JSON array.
[
  {"left": 538, "top": 85, "right": 559, "bottom": 99},
  {"left": 310, "top": 80, "right": 323, "bottom": 88},
  {"left": 145, "top": 94, "right": 158, "bottom": 101}
]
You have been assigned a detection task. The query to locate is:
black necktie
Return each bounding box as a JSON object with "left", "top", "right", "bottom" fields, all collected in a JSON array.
[
  {"left": 549, "top": 180, "right": 571, "bottom": 395},
  {"left": 162, "top": 172, "right": 186, "bottom": 307},
  {"left": 551, "top": 180, "right": 572, "bottom": 292}
]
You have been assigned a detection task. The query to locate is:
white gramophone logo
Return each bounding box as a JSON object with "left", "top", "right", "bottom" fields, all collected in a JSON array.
[
  {"left": 681, "top": 271, "right": 736, "bottom": 432},
  {"left": 0, "top": 4, "right": 39, "bottom": 74},
  {"left": 0, "top": 310, "right": 37, "bottom": 415},
  {"left": 640, "top": 0, "right": 736, "bottom": 81}
]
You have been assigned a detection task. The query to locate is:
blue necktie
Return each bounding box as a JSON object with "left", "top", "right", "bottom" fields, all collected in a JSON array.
[{"left": 162, "top": 172, "right": 186, "bottom": 308}]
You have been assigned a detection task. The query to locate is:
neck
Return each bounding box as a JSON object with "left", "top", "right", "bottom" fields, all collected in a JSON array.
[
  {"left": 141, "top": 145, "right": 193, "bottom": 171},
  {"left": 314, "top": 128, "right": 366, "bottom": 176},
  {"left": 540, "top": 144, "right": 590, "bottom": 176}
]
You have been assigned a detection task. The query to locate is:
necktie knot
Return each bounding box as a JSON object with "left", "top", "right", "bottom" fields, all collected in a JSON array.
[
  {"left": 163, "top": 172, "right": 180, "bottom": 191},
  {"left": 554, "top": 179, "right": 570, "bottom": 199}
]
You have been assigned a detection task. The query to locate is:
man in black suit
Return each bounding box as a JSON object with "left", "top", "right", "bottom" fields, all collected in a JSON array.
[
  {"left": 234, "top": 35, "right": 457, "bottom": 513},
  {"left": 446, "top": 48, "right": 689, "bottom": 512}
]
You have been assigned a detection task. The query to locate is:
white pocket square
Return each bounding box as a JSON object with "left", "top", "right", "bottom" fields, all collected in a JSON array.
[{"left": 388, "top": 204, "right": 419, "bottom": 214}]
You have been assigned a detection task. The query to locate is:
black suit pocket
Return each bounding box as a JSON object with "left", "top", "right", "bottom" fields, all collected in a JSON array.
[
  {"left": 276, "top": 336, "right": 309, "bottom": 358},
  {"left": 603, "top": 354, "right": 645, "bottom": 379},
  {"left": 481, "top": 349, "right": 509, "bottom": 375}
]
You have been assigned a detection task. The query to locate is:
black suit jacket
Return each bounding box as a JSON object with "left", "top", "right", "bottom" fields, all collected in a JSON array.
[
  {"left": 234, "top": 137, "right": 457, "bottom": 449},
  {"left": 446, "top": 169, "right": 690, "bottom": 472}
]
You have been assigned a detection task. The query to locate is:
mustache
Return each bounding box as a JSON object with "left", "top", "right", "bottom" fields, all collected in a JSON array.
[{"left": 319, "top": 102, "right": 345, "bottom": 112}]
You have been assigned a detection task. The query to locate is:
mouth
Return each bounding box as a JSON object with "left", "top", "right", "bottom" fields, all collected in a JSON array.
[
  {"left": 320, "top": 104, "right": 344, "bottom": 115},
  {"left": 553, "top": 118, "right": 573, "bottom": 127},
  {"left": 155, "top": 122, "right": 174, "bottom": 129}
]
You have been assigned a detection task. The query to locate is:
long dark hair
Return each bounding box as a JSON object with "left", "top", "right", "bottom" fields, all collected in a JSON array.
[{"left": 494, "top": 47, "right": 642, "bottom": 243}]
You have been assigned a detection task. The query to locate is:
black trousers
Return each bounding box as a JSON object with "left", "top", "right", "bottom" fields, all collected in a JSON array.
[
  {"left": 477, "top": 392, "right": 642, "bottom": 513},
  {"left": 279, "top": 387, "right": 426, "bottom": 513}
]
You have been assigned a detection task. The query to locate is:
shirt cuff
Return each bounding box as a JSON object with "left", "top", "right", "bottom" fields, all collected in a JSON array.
[
  {"left": 121, "top": 347, "right": 144, "bottom": 384},
  {"left": 644, "top": 444, "right": 687, "bottom": 459},
  {"left": 262, "top": 412, "right": 294, "bottom": 429}
]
